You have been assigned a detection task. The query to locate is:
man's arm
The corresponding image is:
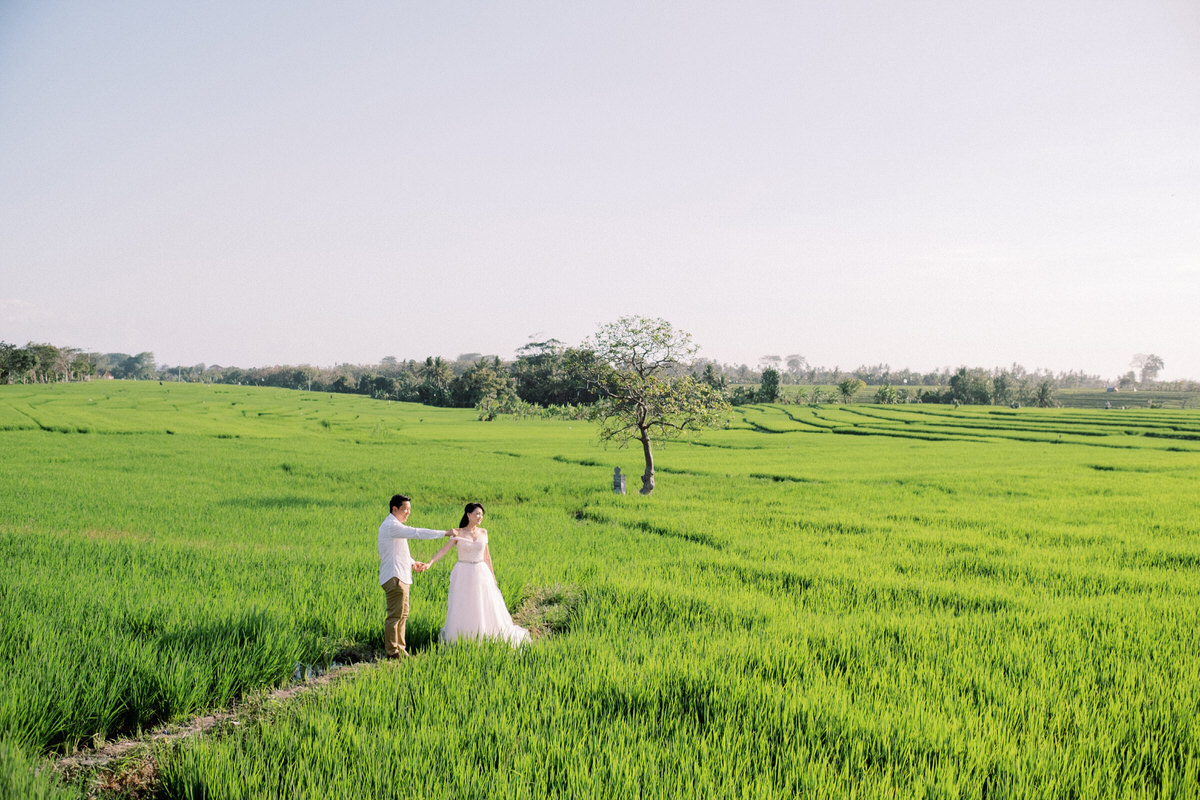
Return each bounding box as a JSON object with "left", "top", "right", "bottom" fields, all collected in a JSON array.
[{"left": 381, "top": 516, "right": 453, "bottom": 540}]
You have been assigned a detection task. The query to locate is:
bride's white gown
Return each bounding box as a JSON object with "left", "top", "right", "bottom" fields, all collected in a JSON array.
[{"left": 441, "top": 533, "right": 530, "bottom": 646}]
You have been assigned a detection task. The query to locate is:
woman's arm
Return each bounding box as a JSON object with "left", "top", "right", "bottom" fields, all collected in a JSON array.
[
  {"left": 483, "top": 543, "right": 497, "bottom": 586},
  {"left": 425, "top": 538, "right": 457, "bottom": 569}
]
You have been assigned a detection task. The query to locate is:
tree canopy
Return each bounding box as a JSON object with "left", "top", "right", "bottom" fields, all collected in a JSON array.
[
  {"left": 571, "top": 316, "right": 730, "bottom": 495},
  {"left": 759, "top": 368, "right": 781, "bottom": 402},
  {"left": 1131, "top": 353, "right": 1164, "bottom": 384}
]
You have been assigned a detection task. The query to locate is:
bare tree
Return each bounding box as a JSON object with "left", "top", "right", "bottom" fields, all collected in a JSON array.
[
  {"left": 1130, "top": 353, "right": 1164, "bottom": 384},
  {"left": 571, "top": 316, "right": 730, "bottom": 495},
  {"left": 785, "top": 354, "right": 807, "bottom": 382}
]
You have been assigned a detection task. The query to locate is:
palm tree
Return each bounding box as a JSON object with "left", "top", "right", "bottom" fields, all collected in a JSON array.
[
  {"left": 1034, "top": 381, "right": 1055, "bottom": 408},
  {"left": 874, "top": 384, "right": 898, "bottom": 404},
  {"left": 418, "top": 356, "right": 453, "bottom": 405},
  {"left": 837, "top": 378, "right": 865, "bottom": 404},
  {"left": 419, "top": 356, "right": 452, "bottom": 387}
]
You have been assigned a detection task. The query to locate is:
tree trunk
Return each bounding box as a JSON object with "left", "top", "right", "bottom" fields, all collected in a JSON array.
[{"left": 639, "top": 430, "right": 655, "bottom": 495}]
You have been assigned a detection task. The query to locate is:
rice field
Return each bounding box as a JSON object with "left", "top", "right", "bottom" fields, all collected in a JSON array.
[{"left": 2, "top": 382, "right": 1199, "bottom": 798}]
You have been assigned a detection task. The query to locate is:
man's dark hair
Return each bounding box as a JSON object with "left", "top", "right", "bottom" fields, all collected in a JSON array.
[{"left": 390, "top": 494, "right": 411, "bottom": 512}]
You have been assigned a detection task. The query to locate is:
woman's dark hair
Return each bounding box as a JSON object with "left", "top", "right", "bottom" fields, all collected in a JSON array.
[{"left": 459, "top": 502, "right": 485, "bottom": 528}]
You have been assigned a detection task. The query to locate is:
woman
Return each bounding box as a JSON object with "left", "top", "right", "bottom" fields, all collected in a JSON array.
[{"left": 423, "top": 502, "right": 530, "bottom": 646}]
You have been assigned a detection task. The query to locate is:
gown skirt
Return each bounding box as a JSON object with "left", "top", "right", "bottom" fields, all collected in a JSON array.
[{"left": 440, "top": 560, "right": 530, "bottom": 646}]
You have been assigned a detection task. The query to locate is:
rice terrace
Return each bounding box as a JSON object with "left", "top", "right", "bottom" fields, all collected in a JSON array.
[{"left": 2, "top": 381, "right": 1199, "bottom": 798}]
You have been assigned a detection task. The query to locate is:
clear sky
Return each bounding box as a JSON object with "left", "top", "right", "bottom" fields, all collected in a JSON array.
[{"left": 2, "top": 1, "right": 1197, "bottom": 380}]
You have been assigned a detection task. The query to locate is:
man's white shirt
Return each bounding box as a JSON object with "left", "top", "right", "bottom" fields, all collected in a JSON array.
[{"left": 378, "top": 514, "right": 445, "bottom": 585}]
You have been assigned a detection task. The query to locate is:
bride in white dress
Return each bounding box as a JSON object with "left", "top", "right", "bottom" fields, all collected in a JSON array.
[{"left": 422, "top": 503, "right": 530, "bottom": 646}]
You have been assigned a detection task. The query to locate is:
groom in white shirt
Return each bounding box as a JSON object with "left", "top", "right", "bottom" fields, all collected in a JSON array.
[{"left": 379, "top": 493, "right": 453, "bottom": 658}]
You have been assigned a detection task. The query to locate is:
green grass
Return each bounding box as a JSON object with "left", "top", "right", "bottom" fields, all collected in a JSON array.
[
  {"left": 730, "top": 402, "right": 1200, "bottom": 449},
  {"left": 0, "top": 737, "right": 81, "bottom": 799},
  {"left": 2, "top": 381, "right": 1199, "bottom": 798}
]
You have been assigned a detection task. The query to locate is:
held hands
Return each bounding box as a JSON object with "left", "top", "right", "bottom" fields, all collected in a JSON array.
[{"left": 412, "top": 562, "right": 429, "bottom": 573}]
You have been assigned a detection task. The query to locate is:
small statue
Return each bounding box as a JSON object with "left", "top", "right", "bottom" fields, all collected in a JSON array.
[{"left": 613, "top": 467, "right": 626, "bottom": 495}]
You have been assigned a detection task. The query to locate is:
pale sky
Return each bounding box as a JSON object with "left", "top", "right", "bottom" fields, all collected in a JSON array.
[{"left": 2, "top": 1, "right": 1198, "bottom": 380}]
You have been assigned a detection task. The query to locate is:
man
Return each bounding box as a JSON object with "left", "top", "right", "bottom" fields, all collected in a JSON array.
[{"left": 378, "top": 494, "right": 453, "bottom": 658}]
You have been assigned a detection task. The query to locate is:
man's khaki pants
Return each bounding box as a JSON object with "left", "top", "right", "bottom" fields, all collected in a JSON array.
[{"left": 382, "top": 577, "right": 411, "bottom": 656}]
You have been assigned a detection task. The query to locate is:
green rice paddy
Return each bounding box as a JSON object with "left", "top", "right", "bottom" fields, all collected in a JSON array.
[{"left": 2, "top": 382, "right": 1198, "bottom": 798}]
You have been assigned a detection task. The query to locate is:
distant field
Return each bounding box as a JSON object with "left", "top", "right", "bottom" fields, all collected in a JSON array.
[
  {"left": 747, "top": 384, "right": 1200, "bottom": 409},
  {"left": 1055, "top": 388, "right": 1200, "bottom": 409},
  {"left": 2, "top": 382, "right": 1199, "bottom": 798}
]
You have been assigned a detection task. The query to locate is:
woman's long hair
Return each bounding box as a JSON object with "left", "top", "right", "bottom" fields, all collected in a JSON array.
[{"left": 459, "top": 502, "right": 485, "bottom": 528}]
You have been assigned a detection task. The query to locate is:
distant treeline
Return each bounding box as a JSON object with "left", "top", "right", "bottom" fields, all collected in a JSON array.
[
  {"left": 3, "top": 339, "right": 1195, "bottom": 408},
  {"left": 0, "top": 340, "right": 600, "bottom": 410}
]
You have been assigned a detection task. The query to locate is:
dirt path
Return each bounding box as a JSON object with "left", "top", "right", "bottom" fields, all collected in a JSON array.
[
  {"left": 50, "top": 586, "right": 575, "bottom": 797},
  {"left": 53, "top": 659, "right": 377, "bottom": 797}
]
